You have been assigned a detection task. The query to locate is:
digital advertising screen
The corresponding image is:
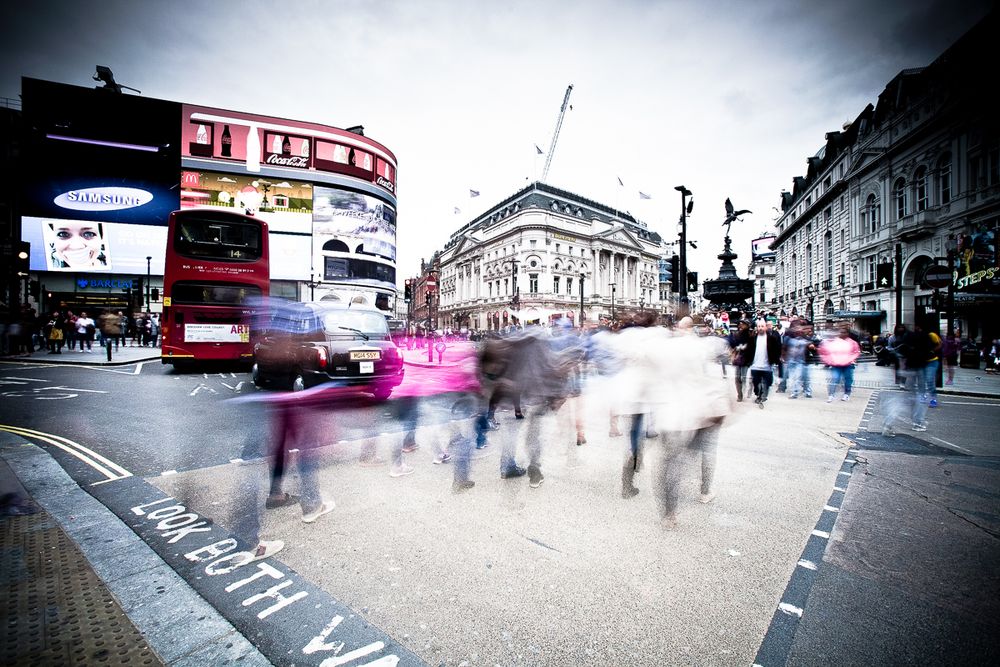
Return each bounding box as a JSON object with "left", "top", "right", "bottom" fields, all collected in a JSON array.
[
  {"left": 313, "top": 186, "right": 396, "bottom": 289},
  {"left": 22, "top": 216, "right": 167, "bottom": 275},
  {"left": 752, "top": 236, "right": 776, "bottom": 260}
]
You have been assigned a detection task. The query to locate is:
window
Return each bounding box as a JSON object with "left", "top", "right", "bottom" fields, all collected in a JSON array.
[
  {"left": 970, "top": 145, "right": 1000, "bottom": 189},
  {"left": 488, "top": 283, "right": 493, "bottom": 297},
  {"left": 530, "top": 239, "right": 537, "bottom": 248},
  {"left": 504, "top": 278, "right": 509, "bottom": 295},
  {"left": 863, "top": 194, "right": 881, "bottom": 233},
  {"left": 938, "top": 153, "right": 952, "bottom": 204},
  {"left": 760, "top": 279, "right": 766, "bottom": 288},
  {"left": 553, "top": 276, "right": 560, "bottom": 294},
  {"left": 914, "top": 166, "right": 927, "bottom": 211},
  {"left": 806, "top": 244, "right": 812, "bottom": 284},
  {"left": 865, "top": 256, "right": 876, "bottom": 284},
  {"left": 555, "top": 243, "right": 560, "bottom": 254},
  {"left": 567, "top": 277, "right": 573, "bottom": 294},
  {"left": 894, "top": 178, "right": 907, "bottom": 220},
  {"left": 825, "top": 231, "right": 833, "bottom": 279},
  {"left": 529, "top": 274, "right": 539, "bottom": 294}
]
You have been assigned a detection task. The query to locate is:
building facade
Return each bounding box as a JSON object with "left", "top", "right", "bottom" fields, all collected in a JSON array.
[
  {"left": 772, "top": 13, "right": 999, "bottom": 342},
  {"left": 14, "top": 77, "right": 399, "bottom": 317},
  {"left": 436, "top": 182, "right": 664, "bottom": 330}
]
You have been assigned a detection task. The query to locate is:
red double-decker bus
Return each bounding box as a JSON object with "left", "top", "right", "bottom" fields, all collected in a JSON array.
[{"left": 160, "top": 208, "right": 269, "bottom": 366}]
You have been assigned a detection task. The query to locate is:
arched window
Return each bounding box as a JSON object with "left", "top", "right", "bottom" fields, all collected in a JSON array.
[
  {"left": 322, "top": 239, "right": 350, "bottom": 253},
  {"left": 824, "top": 299, "right": 835, "bottom": 315},
  {"left": 893, "top": 178, "right": 907, "bottom": 220},
  {"left": 914, "top": 166, "right": 927, "bottom": 211},
  {"left": 864, "top": 194, "right": 881, "bottom": 233},
  {"left": 938, "top": 153, "right": 952, "bottom": 204}
]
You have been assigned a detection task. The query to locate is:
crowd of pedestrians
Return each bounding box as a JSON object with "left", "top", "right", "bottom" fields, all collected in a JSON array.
[{"left": 0, "top": 305, "right": 160, "bottom": 355}]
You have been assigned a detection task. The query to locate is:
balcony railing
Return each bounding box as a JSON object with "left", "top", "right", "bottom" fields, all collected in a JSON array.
[{"left": 821, "top": 279, "right": 832, "bottom": 290}]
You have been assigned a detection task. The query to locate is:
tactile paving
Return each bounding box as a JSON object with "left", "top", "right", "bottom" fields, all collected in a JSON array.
[{"left": 1, "top": 511, "right": 163, "bottom": 666}]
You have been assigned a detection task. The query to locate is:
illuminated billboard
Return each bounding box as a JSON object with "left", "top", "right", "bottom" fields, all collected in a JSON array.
[
  {"left": 22, "top": 216, "right": 167, "bottom": 274},
  {"left": 179, "top": 170, "right": 313, "bottom": 280},
  {"left": 752, "top": 235, "right": 776, "bottom": 260},
  {"left": 181, "top": 104, "right": 397, "bottom": 197},
  {"left": 313, "top": 186, "right": 396, "bottom": 289}
]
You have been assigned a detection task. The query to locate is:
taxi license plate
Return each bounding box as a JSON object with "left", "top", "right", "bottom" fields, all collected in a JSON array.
[
  {"left": 359, "top": 361, "right": 374, "bottom": 374},
  {"left": 350, "top": 350, "right": 380, "bottom": 361}
]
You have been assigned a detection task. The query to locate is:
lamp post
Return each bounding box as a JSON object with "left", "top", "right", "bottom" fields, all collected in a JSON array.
[
  {"left": 509, "top": 258, "right": 520, "bottom": 324},
  {"left": 579, "top": 271, "right": 585, "bottom": 327},
  {"left": 675, "top": 185, "right": 693, "bottom": 307},
  {"left": 946, "top": 236, "right": 957, "bottom": 337},
  {"left": 146, "top": 256, "right": 152, "bottom": 311},
  {"left": 610, "top": 283, "right": 616, "bottom": 323}
]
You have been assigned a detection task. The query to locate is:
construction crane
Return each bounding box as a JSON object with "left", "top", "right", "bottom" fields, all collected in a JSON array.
[{"left": 541, "top": 84, "right": 573, "bottom": 183}]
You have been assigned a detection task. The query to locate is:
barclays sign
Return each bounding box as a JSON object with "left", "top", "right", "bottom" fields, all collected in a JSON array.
[{"left": 77, "top": 278, "right": 134, "bottom": 290}]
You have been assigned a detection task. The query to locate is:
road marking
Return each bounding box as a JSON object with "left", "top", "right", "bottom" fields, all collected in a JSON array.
[
  {"left": 0, "top": 424, "right": 131, "bottom": 481},
  {"left": 190, "top": 383, "right": 218, "bottom": 396},
  {"left": 777, "top": 602, "right": 803, "bottom": 617},
  {"left": 939, "top": 400, "right": 1000, "bottom": 406},
  {"left": 837, "top": 471, "right": 851, "bottom": 477},
  {"left": 0, "top": 376, "right": 49, "bottom": 383},
  {"left": 161, "top": 470, "right": 178, "bottom": 476},
  {"left": 834, "top": 486, "right": 847, "bottom": 492},
  {"left": 929, "top": 436, "right": 975, "bottom": 454},
  {"left": 823, "top": 505, "right": 840, "bottom": 512},
  {"left": 797, "top": 559, "right": 818, "bottom": 570},
  {"left": 230, "top": 458, "right": 243, "bottom": 464},
  {"left": 811, "top": 530, "right": 830, "bottom": 539}
]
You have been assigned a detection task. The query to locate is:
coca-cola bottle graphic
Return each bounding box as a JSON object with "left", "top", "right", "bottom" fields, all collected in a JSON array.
[
  {"left": 220, "top": 125, "right": 232, "bottom": 157},
  {"left": 246, "top": 123, "right": 260, "bottom": 172},
  {"left": 300, "top": 138, "right": 310, "bottom": 159},
  {"left": 281, "top": 135, "right": 291, "bottom": 156},
  {"left": 196, "top": 124, "right": 209, "bottom": 144},
  {"left": 272, "top": 134, "right": 282, "bottom": 154}
]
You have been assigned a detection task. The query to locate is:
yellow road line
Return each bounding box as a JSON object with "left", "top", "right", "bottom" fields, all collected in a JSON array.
[{"left": 0, "top": 424, "right": 132, "bottom": 481}]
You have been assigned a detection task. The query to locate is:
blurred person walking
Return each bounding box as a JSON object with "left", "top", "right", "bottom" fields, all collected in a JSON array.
[
  {"left": 820, "top": 324, "right": 861, "bottom": 402},
  {"left": 924, "top": 326, "right": 942, "bottom": 407},
  {"left": 98, "top": 309, "right": 121, "bottom": 351},
  {"left": 75, "top": 311, "right": 96, "bottom": 352},
  {"left": 727, "top": 320, "right": 752, "bottom": 402},
  {"left": 942, "top": 329, "right": 961, "bottom": 385},
  {"left": 745, "top": 319, "right": 781, "bottom": 408}
]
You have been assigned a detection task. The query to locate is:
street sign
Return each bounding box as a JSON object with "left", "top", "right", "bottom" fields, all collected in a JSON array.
[{"left": 922, "top": 265, "right": 952, "bottom": 288}]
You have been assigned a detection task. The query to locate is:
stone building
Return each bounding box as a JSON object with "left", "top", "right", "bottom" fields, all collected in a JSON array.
[
  {"left": 436, "top": 182, "right": 664, "bottom": 330},
  {"left": 772, "top": 12, "right": 999, "bottom": 342}
]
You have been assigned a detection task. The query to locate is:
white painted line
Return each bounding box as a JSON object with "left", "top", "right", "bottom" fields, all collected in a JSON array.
[
  {"left": 854, "top": 438, "right": 867, "bottom": 442},
  {"left": 929, "top": 436, "right": 975, "bottom": 455},
  {"left": 778, "top": 602, "right": 803, "bottom": 617},
  {"left": 838, "top": 471, "right": 851, "bottom": 477},
  {"left": 811, "top": 530, "right": 830, "bottom": 539},
  {"left": 797, "top": 559, "right": 818, "bottom": 570},
  {"left": 161, "top": 470, "right": 178, "bottom": 476},
  {"left": 338, "top": 440, "right": 349, "bottom": 444},
  {"left": 845, "top": 459, "right": 857, "bottom": 464},
  {"left": 1, "top": 376, "right": 49, "bottom": 382},
  {"left": 834, "top": 486, "right": 847, "bottom": 492},
  {"left": 940, "top": 399, "right": 1000, "bottom": 406},
  {"left": 288, "top": 448, "right": 300, "bottom": 453},
  {"left": 230, "top": 458, "right": 243, "bottom": 463},
  {"left": 823, "top": 505, "right": 840, "bottom": 512}
]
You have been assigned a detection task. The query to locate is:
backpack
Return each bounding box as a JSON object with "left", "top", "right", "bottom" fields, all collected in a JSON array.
[{"left": 903, "top": 330, "right": 931, "bottom": 366}]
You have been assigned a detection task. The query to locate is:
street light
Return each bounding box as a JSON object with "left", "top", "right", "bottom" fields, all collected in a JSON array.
[
  {"left": 675, "top": 185, "right": 693, "bottom": 309},
  {"left": 146, "top": 256, "right": 152, "bottom": 311},
  {"left": 579, "top": 271, "right": 586, "bottom": 327},
  {"left": 610, "top": 282, "right": 616, "bottom": 323}
]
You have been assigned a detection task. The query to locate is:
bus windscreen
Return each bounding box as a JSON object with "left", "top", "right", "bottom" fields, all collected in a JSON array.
[{"left": 174, "top": 215, "right": 262, "bottom": 261}]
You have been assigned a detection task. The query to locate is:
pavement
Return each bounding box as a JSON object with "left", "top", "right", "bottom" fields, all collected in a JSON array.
[{"left": 1, "top": 343, "right": 161, "bottom": 366}]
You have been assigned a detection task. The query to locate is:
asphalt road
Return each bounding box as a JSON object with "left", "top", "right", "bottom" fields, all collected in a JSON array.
[{"left": 3, "top": 357, "right": 997, "bottom": 666}]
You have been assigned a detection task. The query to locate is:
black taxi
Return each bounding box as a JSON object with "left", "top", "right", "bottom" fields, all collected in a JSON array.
[{"left": 251, "top": 301, "right": 404, "bottom": 399}]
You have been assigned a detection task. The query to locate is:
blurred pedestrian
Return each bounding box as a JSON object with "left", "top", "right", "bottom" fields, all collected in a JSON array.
[
  {"left": 942, "top": 329, "right": 960, "bottom": 385},
  {"left": 745, "top": 319, "right": 781, "bottom": 407},
  {"left": 99, "top": 309, "right": 121, "bottom": 351},
  {"left": 727, "top": 320, "right": 752, "bottom": 402},
  {"left": 820, "top": 324, "right": 861, "bottom": 402},
  {"left": 75, "top": 311, "right": 96, "bottom": 352}
]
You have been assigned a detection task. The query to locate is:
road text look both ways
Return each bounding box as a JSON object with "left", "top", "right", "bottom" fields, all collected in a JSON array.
[{"left": 130, "top": 496, "right": 422, "bottom": 667}]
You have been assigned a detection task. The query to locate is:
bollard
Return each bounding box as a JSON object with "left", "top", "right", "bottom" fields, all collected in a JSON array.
[{"left": 106, "top": 337, "right": 113, "bottom": 362}]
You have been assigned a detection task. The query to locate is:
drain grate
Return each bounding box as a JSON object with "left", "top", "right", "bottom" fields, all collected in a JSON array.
[{"left": 0, "top": 512, "right": 163, "bottom": 666}]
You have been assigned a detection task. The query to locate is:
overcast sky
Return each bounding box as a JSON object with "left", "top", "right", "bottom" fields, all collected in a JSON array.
[{"left": 1, "top": 0, "right": 992, "bottom": 281}]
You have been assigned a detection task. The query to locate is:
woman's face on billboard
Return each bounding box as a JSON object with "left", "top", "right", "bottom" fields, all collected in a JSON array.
[{"left": 53, "top": 222, "right": 102, "bottom": 266}]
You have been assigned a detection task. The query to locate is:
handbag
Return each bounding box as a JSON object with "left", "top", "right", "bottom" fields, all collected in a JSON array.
[{"left": 49, "top": 327, "right": 64, "bottom": 341}]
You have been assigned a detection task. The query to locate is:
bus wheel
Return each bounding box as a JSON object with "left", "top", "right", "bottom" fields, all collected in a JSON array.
[
  {"left": 372, "top": 385, "right": 391, "bottom": 401},
  {"left": 251, "top": 363, "right": 268, "bottom": 388},
  {"left": 291, "top": 373, "right": 307, "bottom": 392}
]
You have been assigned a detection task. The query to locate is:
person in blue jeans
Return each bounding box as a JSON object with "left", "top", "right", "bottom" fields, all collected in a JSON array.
[{"left": 923, "top": 329, "right": 942, "bottom": 407}]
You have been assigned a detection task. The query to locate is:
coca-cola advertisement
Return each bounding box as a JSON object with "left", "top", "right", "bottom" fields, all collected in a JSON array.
[{"left": 180, "top": 104, "right": 397, "bottom": 196}]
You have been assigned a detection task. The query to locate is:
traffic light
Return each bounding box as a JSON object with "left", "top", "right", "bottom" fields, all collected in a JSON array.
[
  {"left": 404, "top": 279, "right": 413, "bottom": 301},
  {"left": 151, "top": 287, "right": 160, "bottom": 301},
  {"left": 29, "top": 280, "right": 40, "bottom": 299},
  {"left": 687, "top": 271, "right": 698, "bottom": 292},
  {"left": 669, "top": 255, "right": 680, "bottom": 293}
]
